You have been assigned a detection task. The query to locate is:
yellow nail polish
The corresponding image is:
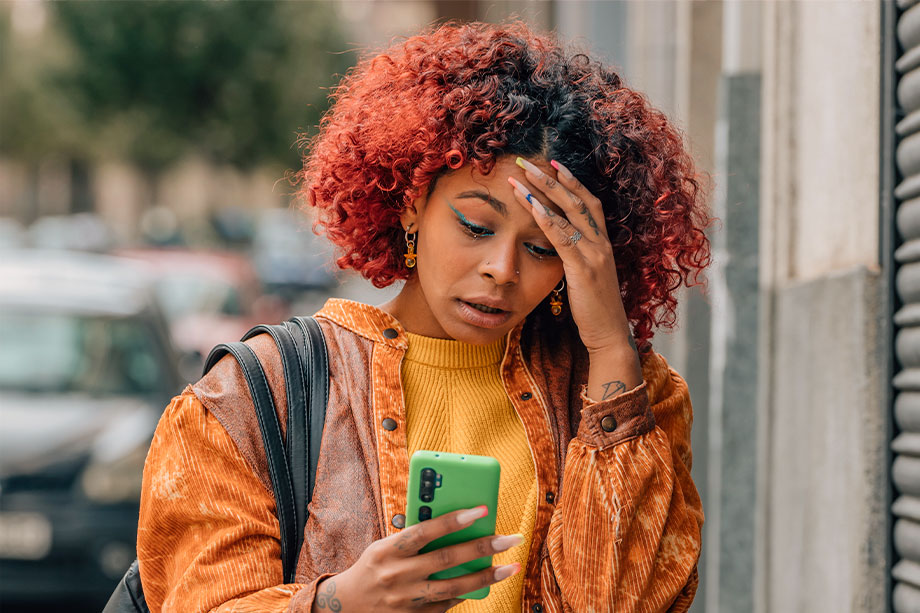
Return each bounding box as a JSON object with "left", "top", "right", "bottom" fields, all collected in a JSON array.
[{"left": 516, "top": 156, "right": 545, "bottom": 177}]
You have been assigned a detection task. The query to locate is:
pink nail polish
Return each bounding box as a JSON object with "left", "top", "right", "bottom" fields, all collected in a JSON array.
[
  {"left": 551, "top": 160, "right": 573, "bottom": 180},
  {"left": 508, "top": 176, "right": 529, "bottom": 196}
]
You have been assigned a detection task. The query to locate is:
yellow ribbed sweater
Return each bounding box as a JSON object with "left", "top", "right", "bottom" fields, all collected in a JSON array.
[{"left": 402, "top": 332, "right": 538, "bottom": 613}]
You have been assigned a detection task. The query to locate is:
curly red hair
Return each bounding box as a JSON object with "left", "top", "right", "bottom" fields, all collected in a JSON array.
[{"left": 295, "top": 20, "right": 712, "bottom": 349}]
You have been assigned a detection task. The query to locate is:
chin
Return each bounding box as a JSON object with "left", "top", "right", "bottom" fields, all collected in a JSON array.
[
  {"left": 440, "top": 310, "right": 522, "bottom": 345},
  {"left": 448, "top": 327, "right": 506, "bottom": 345}
]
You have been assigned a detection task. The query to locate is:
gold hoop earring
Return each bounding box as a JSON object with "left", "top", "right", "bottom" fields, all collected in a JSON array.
[
  {"left": 404, "top": 229, "right": 417, "bottom": 269},
  {"left": 550, "top": 278, "right": 565, "bottom": 317}
]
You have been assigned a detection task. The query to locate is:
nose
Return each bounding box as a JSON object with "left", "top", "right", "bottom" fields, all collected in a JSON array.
[{"left": 479, "top": 240, "right": 519, "bottom": 286}]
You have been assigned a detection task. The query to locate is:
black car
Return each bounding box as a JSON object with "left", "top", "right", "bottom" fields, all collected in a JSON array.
[{"left": 0, "top": 251, "right": 181, "bottom": 608}]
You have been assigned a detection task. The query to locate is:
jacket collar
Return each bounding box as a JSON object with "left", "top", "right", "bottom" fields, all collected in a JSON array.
[
  {"left": 315, "top": 297, "right": 526, "bottom": 355},
  {"left": 316, "top": 298, "right": 674, "bottom": 406}
]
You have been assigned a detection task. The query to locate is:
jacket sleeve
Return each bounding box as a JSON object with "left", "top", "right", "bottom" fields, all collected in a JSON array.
[
  {"left": 543, "top": 357, "right": 704, "bottom": 613},
  {"left": 137, "top": 388, "right": 332, "bottom": 612}
]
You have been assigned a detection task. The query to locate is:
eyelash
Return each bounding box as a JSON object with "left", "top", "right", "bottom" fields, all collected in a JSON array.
[{"left": 456, "top": 218, "right": 558, "bottom": 259}]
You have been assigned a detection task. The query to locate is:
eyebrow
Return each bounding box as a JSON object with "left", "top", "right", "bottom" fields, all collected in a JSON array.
[{"left": 455, "top": 190, "right": 507, "bottom": 216}]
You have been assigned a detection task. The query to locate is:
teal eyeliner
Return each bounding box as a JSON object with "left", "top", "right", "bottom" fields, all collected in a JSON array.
[
  {"left": 447, "top": 199, "right": 558, "bottom": 258},
  {"left": 448, "top": 201, "right": 494, "bottom": 236}
]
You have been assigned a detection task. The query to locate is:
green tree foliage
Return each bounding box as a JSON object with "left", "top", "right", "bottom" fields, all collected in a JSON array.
[{"left": 9, "top": 1, "right": 354, "bottom": 173}]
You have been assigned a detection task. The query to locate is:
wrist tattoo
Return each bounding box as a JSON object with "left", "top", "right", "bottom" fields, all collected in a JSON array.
[
  {"left": 316, "top": 579, "right": 342, "bottom": 611},
  {"left": 601, "top": 380, "right": 627, "bottom": 400}
]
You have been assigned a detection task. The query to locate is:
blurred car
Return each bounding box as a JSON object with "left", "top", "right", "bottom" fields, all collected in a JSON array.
[
  {"left": 28, "top": 213, "right": 114, "bottom": 252},
  {"left": 115, "top": 247, "right": 287, "bottom": 381},
  {"left": 0, "top": 218, "right": 26, "bottom": 249},
  {"left": 251, "top": 208, "right": 337, "bottom": 295},
  {"left": 0, "top": 250, "right": 181, "bottom": 607}
]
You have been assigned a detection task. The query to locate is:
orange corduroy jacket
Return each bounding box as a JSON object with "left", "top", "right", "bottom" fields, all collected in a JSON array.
[{"left": 137, "top": 298, "right": 703, "bottom": 612}]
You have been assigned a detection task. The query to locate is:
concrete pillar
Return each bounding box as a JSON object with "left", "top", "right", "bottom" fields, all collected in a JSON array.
[
  {"left": 705, "top": 3, "right": 762, "bottom": 611},
  {"left": 757, "top": 2, "right": 887, "bottom": 611}
]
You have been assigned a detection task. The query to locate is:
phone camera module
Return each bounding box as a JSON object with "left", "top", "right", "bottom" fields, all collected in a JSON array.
[
  {"left": 419, "top": 506, "right": 432, "bottom": 521},
  {"left": 419, "top": 468, "right": 437, "bottom": 503}
]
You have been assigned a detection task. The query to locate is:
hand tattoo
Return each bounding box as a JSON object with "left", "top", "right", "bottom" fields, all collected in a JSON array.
[
  {"left": 601, "top": 380, "right": 627, "bottom": 400},
  {"left": 393, "top": 530, "right": 416, "bottom": 552},
  {"left": 411, "top": 582, "right": 451, "bottom": 604},
  {"left": 316, "top": 579, "right": 342, "bottom": 611},
  {"left": 573, "top": 196, "right": 601, "bottom": 236}
]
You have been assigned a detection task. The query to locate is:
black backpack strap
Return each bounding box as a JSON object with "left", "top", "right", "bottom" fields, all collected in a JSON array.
[
  {"left": 241, "top": 322, "right": 309, "bottom": 556},
  {"left": 203, "top": 341, "right": 298, "bottom": 583},
  {"left": 287, "top": 316, "right": 328, "bottom": 504}
]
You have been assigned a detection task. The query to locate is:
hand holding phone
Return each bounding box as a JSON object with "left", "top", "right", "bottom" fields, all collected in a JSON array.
[
  {"left": 405, "top": 450, "right": 502, "bottom": 599},
  {"left": 311, "top": 505, "right": 522, "bottom": 613}
]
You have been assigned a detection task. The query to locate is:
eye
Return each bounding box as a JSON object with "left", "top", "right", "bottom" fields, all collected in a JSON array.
[
  {"left": 526, "top": 243, "right": 559, "bottom": 259},
  {"left": 449, "top": 202, "right": 494, "bottom": 239},
  {"left": 457, "top": 218, "right": 494, "bottom": 239}
]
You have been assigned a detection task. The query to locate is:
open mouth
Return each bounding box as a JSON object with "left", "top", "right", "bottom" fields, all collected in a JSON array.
[{"left": 463, "top": 301, "right": 506, "bottom": 314}]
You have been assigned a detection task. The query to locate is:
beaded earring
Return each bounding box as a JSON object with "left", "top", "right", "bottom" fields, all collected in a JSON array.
[
  {"left": 550, "top": 279, "right": 565, "bottom": 317},
  {"left": 404, "top": 229, "right": 417, "bottom": 269}
]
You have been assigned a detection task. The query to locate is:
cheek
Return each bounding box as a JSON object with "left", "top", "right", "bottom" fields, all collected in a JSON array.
[
  {"left": 521, "top": 262, "right": 564, "bottom": 304},
  {"left": 416, "top": 230, "right": 473, "bottom": 292}
]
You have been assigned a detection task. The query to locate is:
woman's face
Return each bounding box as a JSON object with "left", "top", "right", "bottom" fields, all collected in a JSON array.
[{"left": 387, "top": 156, "right": 564, "bottom": 345}]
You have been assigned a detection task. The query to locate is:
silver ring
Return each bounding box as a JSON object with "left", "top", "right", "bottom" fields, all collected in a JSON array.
[{"left": 569, "top": 230, "right": 582, "bottom": 246}]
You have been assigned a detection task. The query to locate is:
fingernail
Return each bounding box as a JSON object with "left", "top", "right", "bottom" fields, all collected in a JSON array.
[
  {"left": 507, "top": 176, "right": 528, "bottom": 195},
  {"left": 516, "top": 156, "right": 544, "bottom": 177},
  {"left": 457, "top": 505, "right": 488, "bottom": 525},
  {"left": 492, "top": 534, "right": 524, "bottom": 551},
  {"left": 494, "top": 563, "right": 520, "bottom": 581},
  {"left": 550, "top": 160, "right": 573, "bottom": 180},
  {"left": 508, "top": 177, "right": 542, "bottom": 209}
]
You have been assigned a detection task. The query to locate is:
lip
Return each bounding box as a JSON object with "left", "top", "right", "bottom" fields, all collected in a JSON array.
[
  {"left": 455, "top": 298, "right": 513, "bottom": 329},
  {"left": 462, "top": 296, "right": 514, "bottom": 311}
]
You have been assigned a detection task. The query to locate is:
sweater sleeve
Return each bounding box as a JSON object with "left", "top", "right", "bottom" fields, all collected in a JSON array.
[
  {"left": 543, "top": 359, "right": 704, "bottom": 612},
  {"left": 137, "top": 388, "right": 331, "bottom": 612}
]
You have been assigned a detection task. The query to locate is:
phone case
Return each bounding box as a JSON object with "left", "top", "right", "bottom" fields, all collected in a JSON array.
[{"left": 405, "top": 450, "right": 501, "bottom": 600}]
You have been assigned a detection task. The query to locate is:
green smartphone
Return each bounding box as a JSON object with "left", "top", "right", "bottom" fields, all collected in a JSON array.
[{"left": 405, "top": 450, "right": 501, "bottom": 600}]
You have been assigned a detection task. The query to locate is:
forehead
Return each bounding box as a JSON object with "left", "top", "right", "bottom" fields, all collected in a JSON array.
[
  {"left": 438, "top": 158, "right": 518, "bottom": 188},
  {"left": 432, "top": 157, "right": 559, "bottom": 220}
]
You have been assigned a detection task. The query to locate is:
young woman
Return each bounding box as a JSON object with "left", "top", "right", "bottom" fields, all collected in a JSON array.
[{"left": 137, "top": 20, "right": 710, "bottom": 613}]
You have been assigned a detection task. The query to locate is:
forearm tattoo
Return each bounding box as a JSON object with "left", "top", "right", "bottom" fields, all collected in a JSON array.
[
  {"left": 316, "top": 579, "right": 342, "bottom": 611},
  {"left": 601, "top": 380, "right": 627, "bottom": 400}
]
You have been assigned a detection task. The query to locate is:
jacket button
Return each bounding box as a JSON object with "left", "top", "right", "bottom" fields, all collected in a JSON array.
[
  {"left": 392, "top": 513, "right": 405, "bottom": 529},
  {"left": 532, "top": 604, "right": 543, "bottom": 613},
  {"left": 601, "top": 415, "right": 617, "bottom": 432},
  {"left": 545, "top": 491, "right": 555, "bottom": 504},
  {"left": 520, "top": 392, "right": 532, "bottom": 400},
  {"left": 383, "top": 327, "right": 399, "bottom": 339},
  {"left": 382, "top": 418, "right": 398, "bottom": 431}
]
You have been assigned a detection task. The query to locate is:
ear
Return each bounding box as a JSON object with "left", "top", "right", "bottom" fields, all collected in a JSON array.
[{"left": 400, "top": 195, "right": 426, "bottom": 233}]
